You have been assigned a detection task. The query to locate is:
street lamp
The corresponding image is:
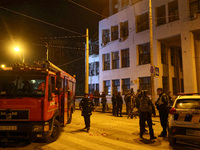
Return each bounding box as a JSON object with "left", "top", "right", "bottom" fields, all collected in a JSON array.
[
  {"left": 1, "top": 64, "right": 5, "bottom": 68},
  {"left": 14, "top": 46, "right": 25, "bottom": 63}
]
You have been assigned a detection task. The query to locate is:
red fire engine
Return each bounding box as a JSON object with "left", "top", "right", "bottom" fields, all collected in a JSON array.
[{"left": 0, "top": 61, "right": 76, "bottom": 142}]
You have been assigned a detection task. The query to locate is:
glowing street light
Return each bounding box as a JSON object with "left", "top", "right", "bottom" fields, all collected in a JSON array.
[
  {"left": 1, "top": 64, "right": 5, "bottom": 68},
  {"left": 13, "top": 46, "right": 25, "bottom": 63}
]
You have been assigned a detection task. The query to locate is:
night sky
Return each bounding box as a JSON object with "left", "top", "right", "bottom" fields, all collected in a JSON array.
[
  {"left": 0, "top": 0, "right": 109, "bottom": 95},
  {"left": 0, "top": 0, "right": 108, "bottom": 63}
]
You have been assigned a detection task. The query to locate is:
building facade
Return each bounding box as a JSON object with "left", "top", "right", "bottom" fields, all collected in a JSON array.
[
  {"left": 99, "top": 0, "right": 200, "bottom": 100},
  {"left": 89, "top": 40, "right": 99, "bottom": 94}
]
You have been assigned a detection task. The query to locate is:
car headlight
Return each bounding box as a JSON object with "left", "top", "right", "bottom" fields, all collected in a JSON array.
[{"left": 33, "top": 125, "right": 43, "bottom": 132}]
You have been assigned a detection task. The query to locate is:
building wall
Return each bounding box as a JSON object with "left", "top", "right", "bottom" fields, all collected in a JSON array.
[{"left": 99, "top": 0, "right": 200, "bottom": 98}]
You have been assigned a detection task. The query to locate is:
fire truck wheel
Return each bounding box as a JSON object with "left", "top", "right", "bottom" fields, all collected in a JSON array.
[
  {"left": 67, "top": 110, "right": 72, "bottom": 124},
  {"left": 45, "top": 119, "right": 61, "bottom": 143}
]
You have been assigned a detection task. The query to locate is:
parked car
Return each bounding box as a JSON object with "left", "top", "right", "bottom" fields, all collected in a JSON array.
[{"left": 168, "top": 93, "right": 200, "bottom": 146}]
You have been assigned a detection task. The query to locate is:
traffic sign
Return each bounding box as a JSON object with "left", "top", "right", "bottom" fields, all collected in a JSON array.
[{"left": 150, "top": 65, "right": 154, "bottom": 74}]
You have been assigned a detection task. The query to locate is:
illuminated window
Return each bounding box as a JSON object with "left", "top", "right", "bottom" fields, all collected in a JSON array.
[
  {"left": 168, "top": 0, "right": 179, "bottom": 22},
  {"left": 121, "top": 48, "right": 130, "bottom": 68},
  {"left": 112, "top": 51, "right": 119, "bottom": 69},
  {"left": 111, "top": 25, "right": 119, "bottom": 41},
  {"left": 122, "top": 78, "right": 130, "bottom": 95},
  {"left": 136, "top": 12, "right": 149, "bottom": 33},
  {"left": 138, "top": 43, "right": 150, "bottom": 65},
  {"left": 103, "top": 53, "right": 110, "bottom": 70},
  {"left": 156, "top": 5, "right": 166, "bottom": 26}
]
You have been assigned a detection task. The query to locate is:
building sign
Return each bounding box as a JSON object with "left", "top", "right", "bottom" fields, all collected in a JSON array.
[{"left": 155, "top": 66, "right": 159, "bottom": 77}]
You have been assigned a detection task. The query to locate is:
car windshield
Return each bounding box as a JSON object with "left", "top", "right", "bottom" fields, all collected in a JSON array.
[
  {"left": 0, "top": 71, "right": 46, "bottom": 98},
  {"left": 175, "top": 99, "right": 200, "bottom": 109}
]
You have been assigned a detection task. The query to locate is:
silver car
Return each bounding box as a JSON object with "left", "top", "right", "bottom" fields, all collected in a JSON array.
[{"left": 168, "top": 94, "right": 200, "bottom": 146}]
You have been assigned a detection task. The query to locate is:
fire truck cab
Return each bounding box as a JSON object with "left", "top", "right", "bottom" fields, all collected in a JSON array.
[{"left": 0, "top": 61, "right": 76, "bottom": 142}]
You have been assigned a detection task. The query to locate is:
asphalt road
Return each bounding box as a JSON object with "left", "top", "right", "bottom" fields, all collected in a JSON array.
[{"left": 0, "top": 109, "right": 199, "bottom": 150}]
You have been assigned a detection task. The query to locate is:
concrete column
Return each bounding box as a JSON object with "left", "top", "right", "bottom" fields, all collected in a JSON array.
[
  {"left": 194, "top": 38, "right": 200, "bottom": 92},
  {"left": 181, "top": 32, "right": 198, "bottom": 93}
]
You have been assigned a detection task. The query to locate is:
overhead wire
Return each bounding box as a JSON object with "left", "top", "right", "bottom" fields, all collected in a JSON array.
[{"left": 0, "top": 5, "right": 84, "bottom": 36}]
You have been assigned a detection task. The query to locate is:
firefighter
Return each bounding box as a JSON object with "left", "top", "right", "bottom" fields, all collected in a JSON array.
[
  {"left": 137, "top": 90, "right": 156, "bottom": 140},
  {"left": 79, "top": 93, "right": 95, "bottom": 132}
]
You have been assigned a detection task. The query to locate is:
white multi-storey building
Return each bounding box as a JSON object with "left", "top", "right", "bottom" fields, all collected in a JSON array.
[{"left": 99, "top": 0, "right": 200, "bottom": 100}]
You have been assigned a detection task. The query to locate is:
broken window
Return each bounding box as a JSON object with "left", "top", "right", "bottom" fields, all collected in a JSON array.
[
  {"left": 111, "top": 25, "right": 119, "bottom": 41},
  {"left": 121, "top": 48, "right": 130, "bottom": 68},
  {"left": 122, "top": 78, "right": 130, "bottom": 95},
  {"left": 138, "top": 43, "right": 150, "bottom": 65},
  {"left": 168, "top": 0, "right": 179, "bottom": 22},
  {"left": 156, "top": 5, "right": 166, "bottom": 26},
  {"left": 136, "top": 12, "right": 149, "bottom": 32},
  {"left": 112, "top": 79, "right": 120, "bottom": 94},
  {"left": 112, "top": 51, "right": 119, "bottom": 69},
  {"left": 103, "top": 53, "right": 110, "bottom": 70},
  {"left": 102, "top": 29, "right": 110, "bottom": 45},
  {"left": 120, "top": 21, "right": 129, "bottom": 38}
]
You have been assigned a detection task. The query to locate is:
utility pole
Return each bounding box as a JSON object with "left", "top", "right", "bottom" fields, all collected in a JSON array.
[
  {"left": 85, "top": 28, "right": 89, "bottom": 93},
  {"left": 149, "top": 0, "right": 155, "bottom": 103},
  {"left": 45, "top": 42, "right": 49, "bottom": 61}
]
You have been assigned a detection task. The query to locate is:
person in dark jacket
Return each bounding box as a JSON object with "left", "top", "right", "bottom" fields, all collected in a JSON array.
[
  {"left": 111, "top": 91, "right": 117, "bottom": 116},
  {"left": 101, "top": 92, "right": 107, "bottom": 112},
  {"left": 155, "top": 88, "right": 168, "bottom": 137},
  {"left": 79, "top": 93, "right": 95, "bottom": 132},
  {"left": 116, "top": 92, "right": 123, "bottom": 117},
  {"left": 136, "top": 90, "right": 156, "bottom": 140}
]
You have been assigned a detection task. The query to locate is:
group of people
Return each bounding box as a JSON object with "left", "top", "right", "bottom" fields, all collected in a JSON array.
[{"left": 79, "top": 88, "right": 173, "bottom": 140}]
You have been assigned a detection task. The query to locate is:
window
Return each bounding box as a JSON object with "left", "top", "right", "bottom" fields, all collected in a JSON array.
[
  {"left": 112, "top": 51, "right": 119, "bottom": 69},
  {"left": 112, "top": 79, "right": 120, "bottom": 94},
  {"left": 89, "top": 84, "right": 95, "bottom": 94},
  {"left": 103, "top": 53, "right": 110, "bottom": 70},
  {"left": 95, "top": 62, "right": 99, "bottom": 75},
  {"left": 139, "top": 77, "right": 151, "bottom": 95},
  {"left": 175, "top": 99, "right": 200, "bottom": 109},
  {"left": 121, "top": 0, "right": 129, "bottom": 7},
  {"left": 136, "top": 12, "right": 149, "bottom": 33},
  {"left": 89, "top": 42, "right": 99, "bottom": 55},
  {"left": 168, "top": 0, "right": 179, "bottom": 22},
  {"left": 111, "top": 25, "right": 119, "bottom": 41},
  {"left": 156, "top": 5, "right": 166, "bottom": 26},
  {"left": 190, "top": 0, "right": 200, "bottom": 13},
  {"left": 138, "top": 43, "right": 150, "bottom": 65},
  {"left": 162, "top": 76, "right": 169, "bottom": 93},
  {"left": 89, "top": 63, "right": 95, "bottom": 76},
  {"left": 161, "top": 43, "right": 167, "bottom": 64},
  {"left": 104, "top": 80, "right": 111, "bottom": 95},
  {"left": 121, "top": 48, "right": 130, "bottom": 68},
  {"left": 120, "top": 21, "right": 129, "bottom": 38},
  {"left": 96, "top": 84, "right": 99, "bottom": 92},
  {"left": 102, "top": 29, "right": 110, "bottom": 45},
  {"left": 122, "top": 78, "right": 130, "bottom": 95}
]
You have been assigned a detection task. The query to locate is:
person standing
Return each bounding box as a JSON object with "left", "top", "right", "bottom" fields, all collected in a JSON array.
[
  {"left": 137, "top": 90, "right": 156, "bottom": 140},
  {"left": 79, "top": 93, "right": 95, "bottom": 132},
  {"left": 116, "top": 92, "right": 123, "bottom": 117},
  {"left": 124, "top": 89, "right": 131, "bottom": 115},
  {"left": 111, "top": 91, "right": 117, "bottom": 116},
  {"left": 101, "top": 92, "right": 107, "bottom": 113},
  {"left": 155, "top": 88, "right": 169, "bottom": 137},
  {"left": 94, "top": 90, "right": 100, "bottom": 106}
]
